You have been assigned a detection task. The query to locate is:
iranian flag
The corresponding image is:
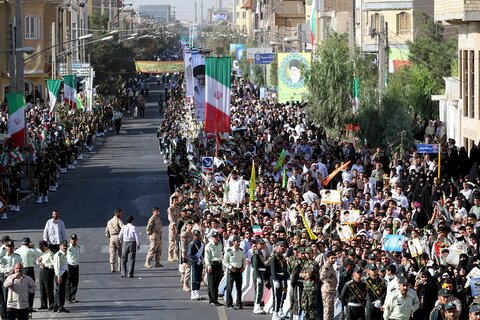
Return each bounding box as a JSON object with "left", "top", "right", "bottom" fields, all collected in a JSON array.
[
  {"left": 310, "top": 0, "right": 318, "bottom": 49},
  {"left": 63, "top": 75, "right": 77, "bottom": 109},
  {"left": 47, "top": 79, "right": 62, "bottom": 112},
  {"left": 6, "top": 93, "right": 25, "bottom": 147},
  {"left": 204, "top": 57, "right": 231, "bottom": 133}
]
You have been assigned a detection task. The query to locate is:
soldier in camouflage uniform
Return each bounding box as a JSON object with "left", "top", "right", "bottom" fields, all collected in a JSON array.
[
  {"left": 320, "top": 251, "right": 338, "bottom": 320},
  {"left": 167, "top": 196, "right": 181, "bottom": 261},
  {"left": 300, "top": 247, "right": 319, "bottom": 320},
  {"left": 288, "top": 246, "right": 304, "bottom": 319},
  {"left": 364, "top": 264, "right": 386, "bottom": 320}
]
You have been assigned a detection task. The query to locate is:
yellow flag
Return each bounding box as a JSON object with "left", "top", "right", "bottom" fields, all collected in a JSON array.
[
  {"left": 249, "top": 160, "right": 256, "bottom": 202},
  {"left": 299, "top": 209, "right": 317, "bottom": 241}
]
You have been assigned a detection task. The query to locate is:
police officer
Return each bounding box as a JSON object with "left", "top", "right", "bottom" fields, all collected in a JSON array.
[
  {"left": 251, "top": 238, "right": 267, "bottom": 315},
  {"left": 204, "top": 231, "right": 223, "bottom": 306},
  {"left": 145, "top": 207, "right": 163, "bottom": 268},
  {"left": 270, "top": 239, "right": 288, "bottom": 320},
  {"left": 383, "top": 277, "right": 419, "bottom": 320},
  {"left": 105, "top": 208, "right": 124, "bottom": 272},
  {"left": 36, "top": 240, "right": 55, "bottom": 310},
  {"left": 66, "top": 234, "right": 80, "bottom": 303},
  {"left": 365, "top": 263, "right": 387, "bottom": 320},
  {"left": 223, "top": 235, "right": 246, "bottom": 310},
  {"left": 289, "top": 246, "right": 304, "bottom": 320},
  {"left": 301, "top": 247, "right": 319, "bottom": 320},
  {"left": 340, "top": 267, "right": 366, "bottom": 320},
  {"left": 53, "top": 240, "right": 69, "bottom": 313},
  {"left": 338, "top": 259, "right": 356, "bottom": 297},
  {"left": 14, "top": 237, "right": 41, "bottom": 312},
  {"left": 188, "top": 230, "right": 204, "bottom": 301},
  {"left": 320, "top": 251, "right": 337, "bottom": 320}
]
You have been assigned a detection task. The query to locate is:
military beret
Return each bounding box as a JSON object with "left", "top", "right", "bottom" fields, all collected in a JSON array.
[
  {"left": 345, "top": 259, "right": 355, "bottom": 266},
  {"left": 353, "top": 267, "right": 362, "bottom": 273},
  {"left": 193, "top": 230, "right": 201, "bottom": 236},
  {"left": 22, "top": 237, "right": 31, "bottom": 245},
  {"left": 1, "top": 235, "right": 10, "bottom": 243},
  {"left": 398, "top": 277, "right": 409, "bottom": 285},
  {"left": 305, "top": 247, "right": 313, "bottom": 254},
  {"left": 38, "top": 240, "right": 48, "bottom": 248},
  {"left": 70, "top": 234, "right": 78, "bottom": 240},
  {"left": 298, "top": 247, "right": 305, "bottom": 253},
  {"left": 211, "top": 231, "right": 219, "bottom": 237},
  {"left": 232, "top": 235, "right": 241, "bottom": 242},
  {"left": 368, "top": 253, "right": 376, "bottom": 260},
  {"left": 255, "top": 238, "right": 265, "bottom": 244},
  {"left": 60, "top": 240, "right": 68, "bottom": 246}
]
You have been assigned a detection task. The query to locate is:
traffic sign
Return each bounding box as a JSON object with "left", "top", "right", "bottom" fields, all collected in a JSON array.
[
  {"left": 201, "top": 156, "right": 214, "bottom": 173},
  {"left": 59, "top": 63, "right": 91, "bottom": 77},
  {"left": 416, "top": 144, "right": 439, "bottom": 154},
  {"left": 254, "top": 53, "right": 276, "bottom": 65}
]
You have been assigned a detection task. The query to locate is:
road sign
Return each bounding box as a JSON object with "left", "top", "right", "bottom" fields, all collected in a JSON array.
[
  {"left": 416, "top": 144, "right": 439, "bottom": 154},
  {"left": 254, "top": 53, "right": 276, "bottom": 65},
  {"left": 201, "top": 156, "right": 214, "bottom": 173},
  {"left": 59, "top": 63, "right": 91, "bottom": 77}
]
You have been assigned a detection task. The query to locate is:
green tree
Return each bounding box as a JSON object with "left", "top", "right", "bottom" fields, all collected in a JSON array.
[
  {"left": 238, "top": 50, "right": 250, "bottom": 81},
  {"left": 305, "top": 33, "right": 377, "bottom": 139},
  {"left": 252, "top": 64, "right": 265, "bottom": 87},
  {"left": 409, "top": 11, "right": 457, "bottom": 85},
  {"left": 269, "top": 54, "right": 278, "bottom": 87}
]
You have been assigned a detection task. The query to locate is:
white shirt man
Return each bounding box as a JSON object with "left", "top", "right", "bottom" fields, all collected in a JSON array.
[{"left": 226, "top": 170, "right": 246, "bottom": 204}]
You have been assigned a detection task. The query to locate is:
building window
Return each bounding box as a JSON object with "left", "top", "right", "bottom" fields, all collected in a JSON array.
[
  {"left": 462, "top": 50, "right": 468, "bottom": 117},
  {"left": 242, "top": 12, "right": 246, "bottom": 19},
  {"left": 25, "top": 15, "right": 38, "bottom": 39},
  {"left": 396, "top": 12, "right": 410, "bottom": 34},
  {"left": 370, "top": 13, "right": 381, "bottom": 32}
]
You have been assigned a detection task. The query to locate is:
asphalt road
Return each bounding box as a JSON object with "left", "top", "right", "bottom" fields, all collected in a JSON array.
[{"left": 0, "top": 83, "right": 269, "bottom": 320}]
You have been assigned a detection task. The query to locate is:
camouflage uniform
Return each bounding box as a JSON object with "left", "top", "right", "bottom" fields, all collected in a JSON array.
[
  {"left": 167, "top": 205, "right": 181, "bottom": 261},
  {"left": 301, "top": 256, "right": 319, "bottom": 320},
  {"left": 320, "top": 260, "right": 337, "bottom": 320}
]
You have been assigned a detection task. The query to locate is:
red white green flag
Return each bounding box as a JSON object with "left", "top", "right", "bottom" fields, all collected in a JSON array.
[
  {"left": 310, "top": 0, "right": 318, "bottom": 49},
  {"left": 6, "top": 93, "right": 25, "bottom": 147},
  {"left": 64, "top": 75, "right": 77, "bottom": 109},
  {"left": 204, "top": 57, "right": 231, "bottom": 133}
]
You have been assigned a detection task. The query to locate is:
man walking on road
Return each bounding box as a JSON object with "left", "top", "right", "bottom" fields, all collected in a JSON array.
[
  {"left": 53, "top": 241, "right": 69, "bottom": 313},
  {"left": 119, "top": 216, "right": 140, "bottom": 278},
  {"left": 145, "top": 207, "right": 163, "bottom": 268},
  {"left": 66, "top": 234, "right": 80, "bottom": 303},
  {"left": 105, "top": 208, "right": 124, "bottom": 272},
  {"left": 43, "top": 210, "right": 67, "bottom": 253},
  {"left": 204, "top": 231, "right": 223, "bottom": 306}
]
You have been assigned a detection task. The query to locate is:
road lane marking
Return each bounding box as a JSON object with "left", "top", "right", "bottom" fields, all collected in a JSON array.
[{"left": 217, "top": 305, "right": 228, "bottom": 320}]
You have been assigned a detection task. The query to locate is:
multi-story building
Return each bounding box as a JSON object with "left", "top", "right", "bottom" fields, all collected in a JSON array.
[
  {"left": 434, "top": 0, "right": 480, "bottom": 149},
  {"left": 139, "top": 5, "right": 174, "bottom": 23},
  {"left": 234, "top": 0, "right": 253, "bottom": 35},
  {"left": 0, "top": 0, "right": 62, "bottom": 101}
]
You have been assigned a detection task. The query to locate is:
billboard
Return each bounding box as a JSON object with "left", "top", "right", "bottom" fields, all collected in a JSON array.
[
  {"left": 212, "top": 11, "right": 228, "bottom": 22},
  {"left": 277, "top": 52, "right": 311, "bottom": 103},
  {"left": 230, "top": 43, "right": 245, "bottom": 55}
]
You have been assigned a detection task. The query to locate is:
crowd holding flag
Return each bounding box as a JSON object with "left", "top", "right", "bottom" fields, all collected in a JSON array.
[
  {"left": 6, "top": 93, "right": 26, "bottom": 147},
  {"left": 63, "top": 75, "right": 77, "bottom": 109},
  {"left": 47, "top": 79, "right": 62, "bottom": 112}
]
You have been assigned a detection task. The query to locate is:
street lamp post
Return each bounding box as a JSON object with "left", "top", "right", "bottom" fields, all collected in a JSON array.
[{"left": 0, "top": 47, "right": 35, "bottom": 93}]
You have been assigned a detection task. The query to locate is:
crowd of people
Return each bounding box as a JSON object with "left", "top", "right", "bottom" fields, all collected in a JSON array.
[
  {"left": 157, "top": 72, "right": 480, "bottom": 320},
  {"left": 0, "top": 210, "right": 80, "bottom": 319}
]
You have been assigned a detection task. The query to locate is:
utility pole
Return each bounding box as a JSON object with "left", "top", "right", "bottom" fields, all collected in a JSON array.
[
  {"left": 52, "top": 22, "right": 56, "bottom": 79},
  {"left": 378, "top": 15, "right": 386, "bottom": 94},
  {"left": 15, "top": 0, "right": 24, "bottom": 95},
  {"left": 195, "top": 1, "right": 198, "bottom": 24}
]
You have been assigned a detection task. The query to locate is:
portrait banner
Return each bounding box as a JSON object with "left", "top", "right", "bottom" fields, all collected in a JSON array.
[{"left": 278, "top": 52, "right": 311, "bottom": 103}]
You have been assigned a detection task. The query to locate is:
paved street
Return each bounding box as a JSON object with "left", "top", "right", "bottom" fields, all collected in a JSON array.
[{"left": 0, "top": 83, "right": 269, "bottom": 320}]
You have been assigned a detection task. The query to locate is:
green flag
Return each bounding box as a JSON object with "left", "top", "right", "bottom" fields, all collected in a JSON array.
[
  {"left": 282, "top": 167, "right": 287, "bottom": 188},
  {"left": 274, "top": 149, "right": 286, "bottom": 170}
]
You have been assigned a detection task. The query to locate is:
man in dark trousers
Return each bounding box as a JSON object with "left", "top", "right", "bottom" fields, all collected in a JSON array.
[
  {"left": 188, "top": 230, "right": 205, "bottom": 301},
  {"left": 340, "top": 267, "right": 366, "bottom": 320},
  {"left": 36, "top": 241, "right": 55, "bottom": 311},
  {"left": 223, "top": 235, "right": 246, "bottom": 310},
  {"left": 270, "top": 239, "right": 288, "bottom": 320},
  {"left": 204, "top": 231, "right": 223, "bottom": 306}
]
